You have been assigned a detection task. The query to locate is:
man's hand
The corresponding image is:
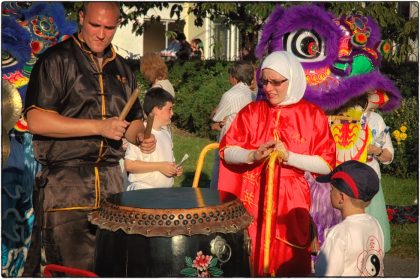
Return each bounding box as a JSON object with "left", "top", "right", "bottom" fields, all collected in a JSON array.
[
  {"left": 99, "top": 117, "right": 129, "bottom": 140},
  {"left": 137, "top": 133, "right": 156, "bottom": 154},
  {"left": 211, "top": 121, "right": 222, "bottom": 131}
]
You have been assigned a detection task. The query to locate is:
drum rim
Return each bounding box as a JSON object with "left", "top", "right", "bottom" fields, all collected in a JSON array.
[{"left": 88, "top": 197, "right": 253, "bottom": 237}]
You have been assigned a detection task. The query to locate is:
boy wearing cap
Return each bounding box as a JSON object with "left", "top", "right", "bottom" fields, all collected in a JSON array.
[{"left": 315, "top": 160, "right": 384, "bottom": 277}]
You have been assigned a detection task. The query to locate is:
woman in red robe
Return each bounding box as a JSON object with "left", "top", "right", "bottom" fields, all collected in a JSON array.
[{"left": 218, "top": 51, "right": 336, "bottom": 276}]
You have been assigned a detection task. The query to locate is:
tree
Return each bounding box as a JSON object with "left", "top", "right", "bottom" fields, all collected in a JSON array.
[
  {"left": 187, "top": 2, "right": 280, "bottom": 61},
  {"left": 62, "top": 2, "right": 418, "bottom": 63},
  {"left": 62, "top": 2, "right": 184, "bottom": 36}
]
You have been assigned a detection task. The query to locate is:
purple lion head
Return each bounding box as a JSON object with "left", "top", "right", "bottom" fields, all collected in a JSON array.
[{"left": 255, "top": 4, "right": 401, "bottom": 112}]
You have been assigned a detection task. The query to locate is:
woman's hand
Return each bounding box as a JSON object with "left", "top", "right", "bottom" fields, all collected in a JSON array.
[
  {"left": 251, "top": 140, "right": 277, "bottom": 162},
  {"left": 250, "top": 140, "right": 289, "bottom": 163},
  {"left": 274, "top": 140, "right": 289, "bottom": 162},
  {"left": 367, "top": 144, "right": 381, "bottom": 156}
]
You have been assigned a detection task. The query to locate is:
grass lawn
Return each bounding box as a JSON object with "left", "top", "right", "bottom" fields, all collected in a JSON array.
[
  {"left": 172, "top": 128, "right": 216, "bottom": 188},
  {"left": 172, "top": 128, "right": 419, "bottom": 259},
  {"left": 382, "top": 175, "right": 418, "bottom": 259}
]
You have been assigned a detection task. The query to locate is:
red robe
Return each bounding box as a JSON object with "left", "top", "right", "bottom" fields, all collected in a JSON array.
[{"left": 219, "top": 100, "right": 336, "bottom": 276}]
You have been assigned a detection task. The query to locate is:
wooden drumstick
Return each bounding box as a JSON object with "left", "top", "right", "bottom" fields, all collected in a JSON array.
[
  {"left": 144, "top": 113, "right": 154, "bottom": 139},
  {"left": 119, "top": 87, "right": 140, "bottom": 121}
]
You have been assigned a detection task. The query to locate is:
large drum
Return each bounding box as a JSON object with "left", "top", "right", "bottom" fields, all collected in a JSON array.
[{"left": 88, "top": 187, "right": 252, "bottom": 277}]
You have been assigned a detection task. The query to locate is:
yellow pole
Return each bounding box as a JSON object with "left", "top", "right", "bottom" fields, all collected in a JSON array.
[
  {"left": 263, "top": 150, "right": 283, "bottom": 275},
  {"left": 192, "top": 142, "right": 219, "bottom": 188}
]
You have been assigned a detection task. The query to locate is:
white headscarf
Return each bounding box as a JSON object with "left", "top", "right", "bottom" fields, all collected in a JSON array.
[{"left": 260, "top": 51, "right": 307, "bottom": 106}]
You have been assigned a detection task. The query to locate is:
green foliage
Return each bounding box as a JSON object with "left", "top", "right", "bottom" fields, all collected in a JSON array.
[
  {"left": 166, "top": 60, "right": 232, "bottom": 138},
  {"left": 381, "top": 61, "right": 418, "bottom": 98},
  {"left": 382, "top": 97, "right": 418, "bottom": 179},
  {"left": 382, "top": 174, "right": 418, "bottom": 206}
]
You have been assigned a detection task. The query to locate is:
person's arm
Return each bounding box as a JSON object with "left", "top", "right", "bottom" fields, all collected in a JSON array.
[
  {"left": 26, "top": 109, "right": 129, "bottom": 140},
  {"left": 125, "top": 119, "right": 156, "bottom": 154},
  {"left": 284, "top": 152, "right": 331, "bottom": 174},
  {"left": 124, "top": 159, "right": 178, "bottom": 177},
  {"left": 367, "top": 114, "right": 394, "bottom": 164},
  {"left": 368, "top": 144, "right": 393, "bottom": 163},
  {"left": 224, "top": 140, "right": 277, "bottom": 164},
  {"left": 225, "top": 140, "right": 331, "bottom": 174}
]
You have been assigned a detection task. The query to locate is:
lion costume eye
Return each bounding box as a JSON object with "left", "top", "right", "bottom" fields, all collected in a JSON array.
[{"left": 283, "top": 29, "right": 326, "bottom": 62}]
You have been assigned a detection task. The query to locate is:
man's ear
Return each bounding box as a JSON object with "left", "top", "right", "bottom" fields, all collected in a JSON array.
[{"left": 79, "top": 10, "right": 85, "bottom": 26}]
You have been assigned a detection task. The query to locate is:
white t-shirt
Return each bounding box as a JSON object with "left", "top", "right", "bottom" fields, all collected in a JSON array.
[
  {"left": 315, "top": 213, "right": 384, "bottom": 277},
  {"left": 212, "top": 82, "right": 253, "bottom": 140},
  {"left": 125, "top": 127, "right": 174, "bottom": 190},
  {"left": 365, "top": 111, "right": 394, "bottom": 178}
]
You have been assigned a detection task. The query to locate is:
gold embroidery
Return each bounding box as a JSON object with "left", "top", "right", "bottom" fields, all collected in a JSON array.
[
  {"left": 242, "top": 189, "right": 257, "bottom": 209},
  {"left": 273, "top": 109, "right": 281, "bottom": 141},
  {"left": 243, "top": 171, "right": 258, "bottom": 186},
  {"left": 290, "top": 133, "right": 307, "bottom": 144}
]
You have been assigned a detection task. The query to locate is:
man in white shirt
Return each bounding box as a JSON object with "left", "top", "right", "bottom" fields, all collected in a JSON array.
[{"left": 210, "top": 61, "right": 255, "bottom": 189}]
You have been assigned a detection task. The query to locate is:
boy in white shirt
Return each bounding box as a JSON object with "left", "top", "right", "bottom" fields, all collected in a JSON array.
[
  {"left": 315, "top": 160, "right": 384, "bottom": 277},
  {"left": 124, "top": 88, "right": 183, "bottom": 190}
]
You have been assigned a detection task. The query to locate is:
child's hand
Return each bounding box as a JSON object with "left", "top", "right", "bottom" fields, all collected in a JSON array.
[
  {"left": 159, "top": 162, "right": 178, "bottom": 177},
  {"left": 176, "top": 166, "right": 184, "bottom": 176}
]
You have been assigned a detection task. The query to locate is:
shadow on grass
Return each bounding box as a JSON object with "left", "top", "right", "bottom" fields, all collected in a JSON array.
[{"left": 178, "top": 171, "right": 211, "bottom": 188}]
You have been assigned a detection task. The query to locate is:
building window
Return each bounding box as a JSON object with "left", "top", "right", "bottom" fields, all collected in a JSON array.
[{"left": 212, "top": 21, "right": 229, "bottom": 59}]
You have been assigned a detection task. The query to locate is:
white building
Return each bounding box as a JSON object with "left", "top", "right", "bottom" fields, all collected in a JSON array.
[{"left": 112, "top": 3, "right": 240, "bottom": 60}]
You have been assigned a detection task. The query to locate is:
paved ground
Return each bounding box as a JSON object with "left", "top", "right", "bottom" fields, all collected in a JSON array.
[{"left": 384, "top": 255, "right": 419, "bottom": 277}]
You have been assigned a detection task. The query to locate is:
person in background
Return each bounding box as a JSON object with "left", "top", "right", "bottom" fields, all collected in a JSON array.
[
  {"left": 190, "top": 38, "right": 204, "bottom": 60},
  {"left": 23, "top": 2, "right": 156, "bottom": 274},
  {"left": 160, "top": 31, "right": 181, "bottom": 59},
  {"left": 218, "top": 51, "right": 336, "bottom": 276},
  {"left": 140, "top": 52, "right": 175, "bottom": 97},
  {"left": 364, "top": 89, "right": 394, "bottom": 253},
  {"left": 125, "top": 88, "right": 182, "bottom": 190},
  {"left": 175, "top": 32, "right": 192, "bottom": 60},
  {"left": 315, "top": 160, "right": 384, "bottom": 276},
  {"left": 209, "top": 61, "right": 255, "bottom": 189}
]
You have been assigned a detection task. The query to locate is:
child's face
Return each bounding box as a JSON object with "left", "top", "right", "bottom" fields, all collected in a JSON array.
[{"left": 155, "top": 101, "right": 174, "bottom": 126}]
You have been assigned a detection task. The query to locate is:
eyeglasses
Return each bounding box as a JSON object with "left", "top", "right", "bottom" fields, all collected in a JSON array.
[{"left": 261, "top": 78, "right": 288, "bottom": 86}]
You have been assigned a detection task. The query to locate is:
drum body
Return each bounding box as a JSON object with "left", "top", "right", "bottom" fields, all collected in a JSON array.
[{"left": 89, "top": 188, "right": 252, "bottom": 277}]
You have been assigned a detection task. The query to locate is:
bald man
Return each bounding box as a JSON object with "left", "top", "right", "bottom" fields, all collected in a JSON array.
[{"left": 23, "top": 2, "right": 155, "bottom": 274}]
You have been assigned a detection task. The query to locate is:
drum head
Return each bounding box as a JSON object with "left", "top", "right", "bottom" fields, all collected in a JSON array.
[{"left": 107, "top": 187, "right": 232, "bottom": 209}]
